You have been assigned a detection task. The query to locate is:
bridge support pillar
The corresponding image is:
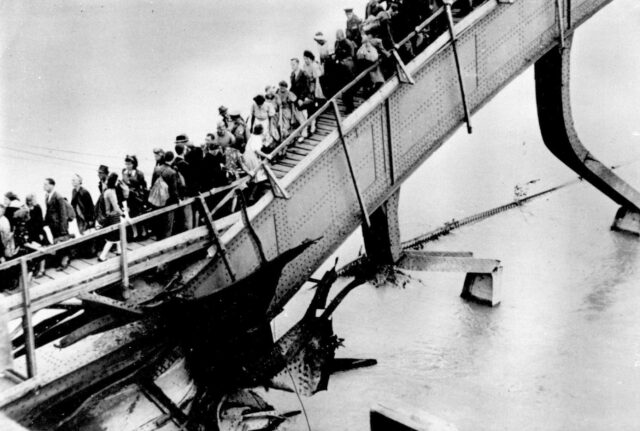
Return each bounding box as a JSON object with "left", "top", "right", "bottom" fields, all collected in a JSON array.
[
  {"left": 397, "top": 251, "right": 502, "bottom": 306},
  {"left": 611, "top": 207, "right": 640, "bottom": 236},
  {"left": 363, "top": 191, "right": 402, "bottom": 266},
  {"left": 535, "top": 38, "right": 640, "bottom": 233},
  {"left": 370, "top": 402, "right": 458, "bottom": 431}
]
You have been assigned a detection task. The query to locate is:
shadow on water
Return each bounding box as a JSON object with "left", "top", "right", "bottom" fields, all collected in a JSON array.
[{"left": 580, "top": 232, "right": 639, "bottom": 317}]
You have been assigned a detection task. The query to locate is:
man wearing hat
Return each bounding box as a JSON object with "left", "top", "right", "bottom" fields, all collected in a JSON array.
[
  {"left": 175, "top": 133, "right": 193, "bottom": 147},
  {"left": 229, "top": 110, "right": 250, "bottom": 152},
  {"left": 345, "top": 7, "right": 363, "bottom": 46},
  {"left": 313, "top": 31, "right": 331, "bottom": 65},
  {"left": 218, "top": 105, "right": 231, "bottom": 129}
]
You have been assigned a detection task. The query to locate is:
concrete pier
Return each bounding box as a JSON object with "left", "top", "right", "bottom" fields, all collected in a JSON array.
[
  {"left": 363, "top": 191, "right": 402, "bottom": 266},
  {"left": 397, "top": 250, "right": 502, "bottom": 306},
  {"left": 611, "top": 207, "right": 640, "bottom": 236},
  {"left": 370, "top": 402, "right": 458, "bottom": 431}
]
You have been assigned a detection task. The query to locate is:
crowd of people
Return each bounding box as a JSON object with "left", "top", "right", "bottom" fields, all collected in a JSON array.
[{"left": 0, "top": 0, "right": 480, "bottom": 286}]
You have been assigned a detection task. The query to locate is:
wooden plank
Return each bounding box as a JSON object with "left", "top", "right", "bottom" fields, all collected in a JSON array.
[
  {"left": 286, "top": 148, "right": 310, "bottom": 157},
  {"left": 292, "top": 142, "right": 316, "bottom": 151},
  {"left": 278, "top": 160, "right": 297, "bottom": 168},
  {"left": 305, "top": 135, "right": 324, "bottom": 144},
  {"left": 57, "top": 267, "right": 74, "bottom": 276},
  {"left": 283, "top": 153, "right": 305, "bottom": 162},
  {"left": 127, "top": 242, "right": 145, "bottom": 251},
  {"left": 317, "top": 118, "right": 337, "bottom": 125},
  {"left": 270, "top": 165, "right": 290, "bottom": 174},
  {"left": 5, "top": 226, "right": 214, "bottom": 320}
]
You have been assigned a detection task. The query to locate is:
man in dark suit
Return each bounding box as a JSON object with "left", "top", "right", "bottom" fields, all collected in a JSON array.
[
  {"left": 44, "top": 177, "right": 69, "bottom": 240},
  {"left": 150, "top": 151, "right": 180, "bottom": 239},
  {"left": 43, "top": 177, "right": 71, "bottom": 269},
  {"left": 71, "top": 174, "right": 95, "bottom": 234},
  {"left": 290, "top": 57, "right": 313, "bottom": 142}
]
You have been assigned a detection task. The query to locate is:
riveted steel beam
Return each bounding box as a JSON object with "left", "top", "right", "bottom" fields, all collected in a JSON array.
[
  {"left": 535, "top": 38, "right": 640, "bottom": 218},
  {"left": 444, "top": 0, "right": 472, "bottom": 134},
  {"left": 198, "top": 194, "right": 236, "bottom": 282},
  {"left": 332, "top": 100, "right": 371, "bottom": 229}
]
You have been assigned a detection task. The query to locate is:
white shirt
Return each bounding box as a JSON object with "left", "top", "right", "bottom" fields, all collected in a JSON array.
[{"left": 243, "top": 135, "right": 267, "bottom": 182}]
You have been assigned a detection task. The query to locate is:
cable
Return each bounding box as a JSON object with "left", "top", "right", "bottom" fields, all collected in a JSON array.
[
  {"left": 0, "top": 138, "right": 125, "bottom": 161},
  {"left": 286, "top": 367, "right": 312, "bottom": 431},
  {"left": 0, "top": 139, "right": 155, "bottom": 163},
  {"left": 0, "top": 145, "right": 98, "bottom": 167}
]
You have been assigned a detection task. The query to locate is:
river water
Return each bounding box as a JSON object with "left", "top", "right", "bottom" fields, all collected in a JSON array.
[{"left": 3, "top": 1, "right": 640, "bottom": 430}]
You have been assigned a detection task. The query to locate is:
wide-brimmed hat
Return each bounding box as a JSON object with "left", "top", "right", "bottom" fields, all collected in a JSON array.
[
  {"left": 152, "top": 147, "right": 165, "bottom": 155},
  {"left": 313, "top": 31, "right": 326, "bottom": 42},
  {"left": 229, "top": 110, "right": 242, "bottom": 118},
  {"left": 175, "top": 134, "right": 190, "bottom": 144}
]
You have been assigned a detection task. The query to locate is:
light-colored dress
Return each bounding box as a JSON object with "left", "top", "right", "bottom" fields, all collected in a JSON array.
[
  {"left": 303, "top": 61, "right": 325, "bottom": 100},
  {"left": 0, "top": 215, "right": 15, "bottom": 258},
  {"left": 243, "top": 134, "right": 267, "bottom": 183},
  {"left": 251, "top": 102, "right": 276, "bottom": 146}
]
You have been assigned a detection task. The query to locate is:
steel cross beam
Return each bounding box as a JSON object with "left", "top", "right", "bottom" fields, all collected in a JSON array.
[
  {"left": 391, "top": 49, "right": 415, "bottom": 85},
  {"left": 444, "top": 0, "right": 473, "bottom": 134},
  {"left": 555, "top": 0, "right": 566, "bottom": 49},
  {"left": 198, "top": 194, "right": 236, "bottom": 282},
  {"left": 262, "top": 163, "right": 291, "bottom": 199},
  {"left": 331, "top": 100, "right": 371, "bottom": 229}
]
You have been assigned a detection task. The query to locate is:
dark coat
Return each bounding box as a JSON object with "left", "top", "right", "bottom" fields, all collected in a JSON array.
[
  {"left": 346, "top": 14, "right": 363, "bottom": 45},
  {"left": 173, "top": 156, "right": 196, "bottom": 197},
  {"left": 290, "top": 69, "right": 313, "bottom": 103},
  {"left": 202, "top": 151, "right": 229, "bottom": 190},
  {"left": 71, "top": 186, "right": 95, "bottom": 232},
  {"left": 44, "top": 191, "right": 69, "bottom": 239},
  {"left": 185, "top": 147, "right": 207, "bottom": 194},
  {"left": 28, "top": 205, "right": 45, "bottom": 244}
]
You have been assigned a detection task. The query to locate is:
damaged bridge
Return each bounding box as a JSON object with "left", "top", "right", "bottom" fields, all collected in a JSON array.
[{"left": 2, "top": 0, "right": 638, "bottom": 425}]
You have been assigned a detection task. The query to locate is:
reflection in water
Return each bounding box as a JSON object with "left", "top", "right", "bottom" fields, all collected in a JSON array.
[{"left": 581, "top": 234, "right": 639, "bottom": 316}]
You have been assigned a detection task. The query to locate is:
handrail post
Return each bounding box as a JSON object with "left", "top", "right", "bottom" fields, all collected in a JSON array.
[
  {"left": 119, "top": 219, "right": 130, "bottom": 297},
  {"left": 443, "top": 0, "right": 473, "bottom": 134},
  {"left": 19, "top": 258, "right": 37, "bottom": 378},
  {"left": 391, "top": 49, "right": 415, "bottom": 85},
  {"left": 555, "top": 0, "right": 566, "bottom": 48},
  {"left": 331, "top": 100, "right": 371, "bottom": 229},
  {"left": 198, "top": 194, "right": 237, "bottom": 282},
  {"left": 262, "top": 163, "right": 291, "bottom": 199}
]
